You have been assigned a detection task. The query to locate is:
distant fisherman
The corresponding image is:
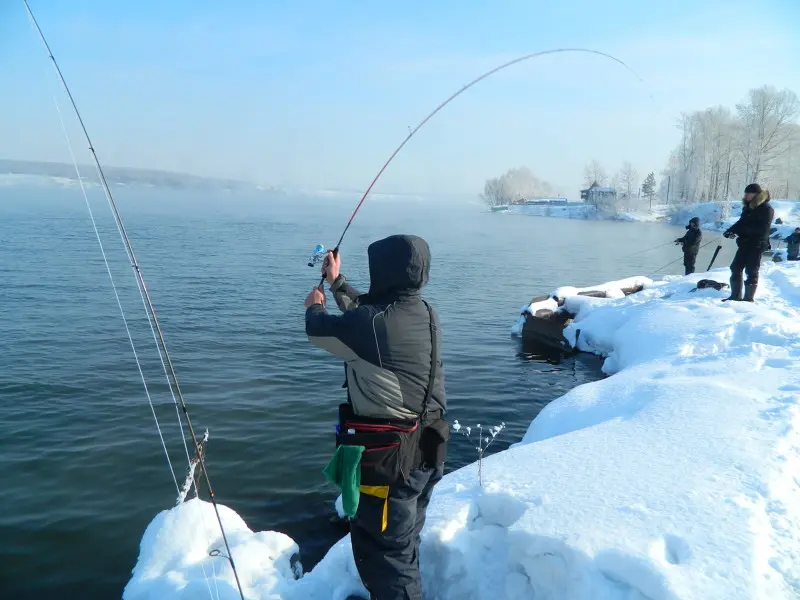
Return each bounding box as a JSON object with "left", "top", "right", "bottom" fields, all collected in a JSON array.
[
  {"left": 723, "top": 184, "right": 775, "bottom": 302},
  {"left": 785, "top": 227, "right": 800, "bottom": 261},
  {"left": 675, "top": 216, "right": 702, "bottom": 275},
  {"left": 304, "top": 235, "right": 449, "bottom": 600}
]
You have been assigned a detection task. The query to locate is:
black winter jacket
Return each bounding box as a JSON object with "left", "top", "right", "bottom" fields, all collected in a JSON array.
[
  {"left": 305, "top": 235, "right": 446, "bottom": 423},
  {"left": 785, "top": 232, "right": 800, "bottom": 259},
  {"left": 677, "top": 227, "right": 702, "bottom": 255},
  {"left": 727, "top": 191, "right": 775, "bottom": 250}
]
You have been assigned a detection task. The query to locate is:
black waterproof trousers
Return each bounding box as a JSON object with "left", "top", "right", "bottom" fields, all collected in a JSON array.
[
  {"left": 683, "top": 252, "right": 698, "bottom": 275},
  {"left": 730, "top": 246, "right": 763, "bottom": 286},
  {"left": 350, "top": 465, "right": 444, "bottom": 600}
]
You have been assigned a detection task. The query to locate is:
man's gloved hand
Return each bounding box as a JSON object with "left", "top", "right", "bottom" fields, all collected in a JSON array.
[
  {"left": 723, "top": 230, "right": 736, "bottom": 239},
  {"left": 304, "top": 287, "right": 326, "bottom": 308}
]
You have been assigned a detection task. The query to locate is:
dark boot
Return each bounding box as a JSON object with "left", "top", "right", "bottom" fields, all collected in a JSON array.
[
  {"left": 723, "top": 277, "right": 743, "bottom": 302},
  {"left": 743, "top": 282, "right": 757, "bottom": 302}
]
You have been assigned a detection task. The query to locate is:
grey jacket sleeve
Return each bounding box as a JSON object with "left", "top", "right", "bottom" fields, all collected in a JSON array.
[
  {"left": 330, "top": 274, "right": 362, "bottom": 313},
  {"left": 305, "top": 303, "right": 364, "bottom": 361}
]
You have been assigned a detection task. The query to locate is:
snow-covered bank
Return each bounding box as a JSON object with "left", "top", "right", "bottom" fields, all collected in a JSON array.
[
  {"left": 502, "top": 199, "right": 800, "bottom": 239},
  {"left": 504, "top": 202, "right": 669, "bottom": 223},
  {"left": 125, "top": 263, "right": 800, "bottom": 600}
]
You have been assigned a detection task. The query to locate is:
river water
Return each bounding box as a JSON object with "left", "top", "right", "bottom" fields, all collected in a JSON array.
[{"left": 0, "top": 188, "right": 740, "bottom": 599}]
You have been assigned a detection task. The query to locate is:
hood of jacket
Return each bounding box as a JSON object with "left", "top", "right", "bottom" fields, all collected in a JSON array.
[
  {"left": 744, "top": 189, "right": 770, "bottom": 209},
  {"left": 364, "top": 234, "right": 430, "bottom": 301}
]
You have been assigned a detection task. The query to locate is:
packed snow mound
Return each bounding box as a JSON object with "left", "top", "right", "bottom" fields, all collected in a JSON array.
[
  {"left": 125, "top": 263, "right": 800, "bottom": 600},
  {"left": 123, "top": 499, "right": 302, "bottom": 600}
]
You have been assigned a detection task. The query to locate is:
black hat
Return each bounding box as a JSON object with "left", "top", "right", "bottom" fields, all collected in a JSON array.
[
  {"left": 744, "top": 183, "right": 762, "bottom": 194},
  {"left": 689, "top": 216, "right": 700, "bottom": 225}
]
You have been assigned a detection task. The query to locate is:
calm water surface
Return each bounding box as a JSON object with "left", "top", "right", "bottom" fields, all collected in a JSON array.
[{"left": 0, "top": 188, "right": 739, "bottom": 599}]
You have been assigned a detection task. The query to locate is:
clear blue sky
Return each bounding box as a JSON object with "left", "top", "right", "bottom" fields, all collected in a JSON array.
[{"left": 2, "top": 0, "right": 799, "bottom": 197}]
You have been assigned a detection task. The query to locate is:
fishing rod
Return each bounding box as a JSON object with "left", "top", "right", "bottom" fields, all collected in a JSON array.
[
  {"left": 311, "top": 48, "right": 651, "bottom": 284},
  {"left": 646, "top": 237, "right": 720, "bottom": 277},
  {"left": 706, "top": 240, "right": 724, "bottom": 271},
  {"left": 22, "top": 2, "right": 245, "bottom": 598}
]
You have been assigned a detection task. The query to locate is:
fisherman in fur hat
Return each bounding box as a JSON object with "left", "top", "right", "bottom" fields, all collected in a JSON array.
[{"left": 723, "top": 184, "right": 775, "bottom": 302}]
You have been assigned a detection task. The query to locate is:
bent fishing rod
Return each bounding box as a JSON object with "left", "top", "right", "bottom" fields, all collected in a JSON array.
[
  {"left": 313, "top": 48, "right": 651, "bottom": 284},
  {"left": 22, "top": 2, "right": 245, "bottom": 598}
]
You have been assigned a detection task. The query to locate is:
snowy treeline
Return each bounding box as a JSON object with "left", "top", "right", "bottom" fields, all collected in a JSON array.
[
  {"left": 480, "top": 167, "right": 559, "bottom": 206},
  {"left": 481, "top": 85, "right": 799, "bottom": 217},
  {"left": 661, "top": 85, "right": 800, "bottom": 214}
]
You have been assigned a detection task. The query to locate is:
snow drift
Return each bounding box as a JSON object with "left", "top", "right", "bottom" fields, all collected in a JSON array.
[{"left": 124, "top": 263, "right": 800, "bottom": 600}]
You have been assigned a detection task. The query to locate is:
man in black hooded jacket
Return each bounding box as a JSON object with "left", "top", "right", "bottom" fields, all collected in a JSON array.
[
  {"left": 723, "top": 183, "right": 775, "bottom": 302},
  {"left": 675, "top": 216, "right": 702, "bottom": 275},
  {"left": 304, "top": 234, "right": 447, "bottom": 600}
]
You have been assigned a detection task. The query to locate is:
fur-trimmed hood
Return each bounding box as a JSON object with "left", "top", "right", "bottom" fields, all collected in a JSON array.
[{"left": 744, "top": 189, "right": 770, "bottom": 209}]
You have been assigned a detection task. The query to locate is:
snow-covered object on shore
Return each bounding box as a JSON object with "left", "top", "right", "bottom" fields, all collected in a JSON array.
[
  {"left": 551, "top": 275, "right": 652, "bottom": 302},
  {"left": 125, "top": 262, "right": 800, "bottom": 600},
  {"left": 510, "top": 276, "right": 653, "bottom": 337}
]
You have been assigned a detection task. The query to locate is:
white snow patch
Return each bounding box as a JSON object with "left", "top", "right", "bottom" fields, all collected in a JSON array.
[{"left": 125, "top": 262, "right": 800, "bottom": 600}]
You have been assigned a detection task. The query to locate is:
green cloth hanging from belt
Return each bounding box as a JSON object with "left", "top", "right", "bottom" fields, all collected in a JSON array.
[{"left": 323, "top": 445, "right": 365, "bottom": 518}]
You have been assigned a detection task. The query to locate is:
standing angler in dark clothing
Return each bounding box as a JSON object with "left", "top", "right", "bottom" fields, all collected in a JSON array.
[
  {"left": 304, "top": 234, "right": 448, "bottom": 600},
  {"left": 785, "top": 227, "right": 800, "bottom": 261},
  {"left": 675, "top": 216, "right": 702, "bottom": 275},
  {"left": 723, "top": 184, "right": 775, "bottom": 302}
]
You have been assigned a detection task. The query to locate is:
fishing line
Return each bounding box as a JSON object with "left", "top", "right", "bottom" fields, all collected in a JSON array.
[
  {"left": 50, "top": 96, "right": 183, "bottom": 498},
  {"left": 23, "top": 2, "right": 243, "bottom": 598},
  {"left": 317, "top": 47, "right": 652, "bottom": 285},
  {"left": 53, "top": 94, "right": 221, "bottom": 600},
  {"left": 48, "top": 53, "right": 223, "bottom": 600},
  {"left": 646, "top": 237, "right": 721, "bottom": 278},
  {"left": 625, "top": 239, "right": 677, "bottom": 258}
]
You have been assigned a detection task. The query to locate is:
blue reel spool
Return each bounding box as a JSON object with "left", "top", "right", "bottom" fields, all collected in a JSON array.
[{"left": 308, "top": 244, "right": 327, "bottom": 268}]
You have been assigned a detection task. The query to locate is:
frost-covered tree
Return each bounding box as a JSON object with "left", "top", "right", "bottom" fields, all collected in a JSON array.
[
  {"left": 661, "top": 85, "right": 800, "bottom": 205},
  {"left": 616, "top": 161, "right": 639, "bottom": 207},
  {"left": 642, "top": 172, "right": 656, "bottom": 200},
  {"left": 736, "top": 86, "right": 800, "bottom": 183},
  {"left": 480, "top": 167, "right": 556, "bottom": 206},
  {"left": 480, "top": 177, "right": 508, "bottom": 207},
  {"left": 583, "top": 160, "right": 608, "bottom": 188}
]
